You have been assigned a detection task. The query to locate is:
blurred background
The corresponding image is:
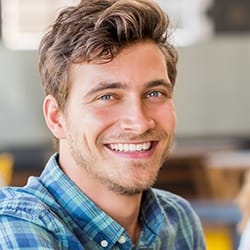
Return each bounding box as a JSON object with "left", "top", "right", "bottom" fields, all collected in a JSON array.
[{"left": 0, "top": 0, "right": 250, "bottom": 249}]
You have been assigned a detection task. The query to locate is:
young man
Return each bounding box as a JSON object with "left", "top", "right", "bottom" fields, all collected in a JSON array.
[{"left": 0, "top": 0, "right": 206, "bottom": 249}]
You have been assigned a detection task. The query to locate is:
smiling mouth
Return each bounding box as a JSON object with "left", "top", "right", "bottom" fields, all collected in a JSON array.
[{"left": 107, "top": 142, "right": 153, "bottom": 152}]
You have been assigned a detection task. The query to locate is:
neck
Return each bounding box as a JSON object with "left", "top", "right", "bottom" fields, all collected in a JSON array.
[
  {"left": 82, "top": 180, "right": 143, "bottom": 243},
  {"left": 59, "top": 154, "right": 143, "bottom": 243}
]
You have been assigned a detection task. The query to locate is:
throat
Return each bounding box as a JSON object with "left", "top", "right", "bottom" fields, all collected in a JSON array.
[
  {"left": 93, "top": 189, "right": 143, "bottom": 243},
  {"left": 129, "top": 222, "right": 142, "bottom": 244}
]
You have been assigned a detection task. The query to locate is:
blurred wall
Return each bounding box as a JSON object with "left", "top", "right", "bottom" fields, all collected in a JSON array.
[
  {"left": 175, "top": 35, "right": 250, "bottom": 136},
  {"left": 0, "top": 35, "right": 250, "bottom": 147},
  {"left": 0, "top": 41, "right": 49, "bottom": 147}
]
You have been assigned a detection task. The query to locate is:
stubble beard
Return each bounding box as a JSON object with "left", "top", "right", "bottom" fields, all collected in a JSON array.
[{"left": 68, "top": 131, "right": 173, "bottom": 196}]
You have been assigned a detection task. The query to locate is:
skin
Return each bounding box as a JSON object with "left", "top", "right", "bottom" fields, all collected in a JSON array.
[{"left": 43, "top": 40, "right": 176, "bottom": 243}]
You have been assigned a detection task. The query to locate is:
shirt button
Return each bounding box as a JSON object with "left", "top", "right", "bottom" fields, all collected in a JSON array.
[
  {"left": 118, "top": 235, "right": 127, "bottom": 244},
  {"left": 100, "top": 240, "right": 109, "bottom": 248}
]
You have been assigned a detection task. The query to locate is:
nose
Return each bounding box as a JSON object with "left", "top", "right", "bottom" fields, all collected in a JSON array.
[{"left": 119, "top": 101, "right": 155, "bottom": 134}]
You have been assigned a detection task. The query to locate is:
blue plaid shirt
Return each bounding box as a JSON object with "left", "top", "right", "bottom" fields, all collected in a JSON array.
[{"left": 0, "top": 154, "right": 206, "bottom": 249}]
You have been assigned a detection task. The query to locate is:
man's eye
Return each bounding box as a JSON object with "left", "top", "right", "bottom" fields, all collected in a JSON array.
[
  {"left": 147, "top": 91, "right": 162, "bottom": 98},
  {"left": 99, "top": 95, "right": 113, "bottom": 101}
]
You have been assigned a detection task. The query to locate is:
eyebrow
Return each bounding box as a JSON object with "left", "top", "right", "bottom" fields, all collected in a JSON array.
[
  {"left": 84, "top": 82, "right": 125, "bottom": 97},
  {"left": 146, "top": 79, "right": 173, "bottom": 89},
  {"left": 84, "top": 79, "right": 172, "bottom": 97}
]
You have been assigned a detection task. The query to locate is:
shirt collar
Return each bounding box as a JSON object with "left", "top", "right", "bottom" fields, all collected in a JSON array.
[
  {"left": 40, "top": 154, "right": 164, "bottom": 248},
  {"left": 139, "top": 189, "right": 164, "bottom": 245}
]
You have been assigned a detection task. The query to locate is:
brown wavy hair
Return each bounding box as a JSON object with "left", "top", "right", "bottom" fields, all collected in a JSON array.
[{"left": 39, "top": 0, "right": 178, "bottom": 111}]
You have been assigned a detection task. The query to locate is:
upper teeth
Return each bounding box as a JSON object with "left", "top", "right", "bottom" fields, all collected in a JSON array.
[{"left": 109, "top": 142, "right": 151, "bottom": 152}]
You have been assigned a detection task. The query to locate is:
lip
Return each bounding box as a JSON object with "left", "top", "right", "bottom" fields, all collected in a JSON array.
[{"left": 104, "top": 141, "right": 158, "bottom": 159}]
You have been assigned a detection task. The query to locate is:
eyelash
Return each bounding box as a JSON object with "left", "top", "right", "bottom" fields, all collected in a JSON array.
[
  {"left": 99, "top": 93, "right": 118, "bottom": 102},
  {"left": 100, "top": 94, "right": 113, "bottom": 101},
  {"left": 146, "top": 90, "right": 163, "bottom": 98},
  {"left": 146, "top": 90, "right": 171, "bottom": 99},
  {"left": 97, "top": 90, "right": 171, "bottom": 102}
]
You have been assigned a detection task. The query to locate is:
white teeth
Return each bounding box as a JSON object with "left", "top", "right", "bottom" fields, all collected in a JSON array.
[
  {"left": 124, "top": 144, "right": 129, "bottom": 152},
  {"left": 109, "top": 142, "right": 151, "bottom": 152}
]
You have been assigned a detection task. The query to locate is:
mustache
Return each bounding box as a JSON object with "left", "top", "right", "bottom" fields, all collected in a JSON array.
[{"left": 104, "top": 130, "right": 169, "bottom": 141}]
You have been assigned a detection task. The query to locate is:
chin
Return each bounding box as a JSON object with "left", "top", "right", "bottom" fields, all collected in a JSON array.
[
  {"left": 109, "top": 184, "right": 150, "bottom": 196},
  {"left": 107, "top": 176, "right": 157, "bottom": 196}
]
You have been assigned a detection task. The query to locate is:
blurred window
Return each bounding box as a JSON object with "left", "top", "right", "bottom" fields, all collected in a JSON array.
[
  {"left": 1, "top": 0, "right": 212, "bottom": 50},
  {"left": 155, "top": 0, "right": 213, "bottom": 46},
  {"left": 0, "top": 0, "right": 79, "bottom": 50}
]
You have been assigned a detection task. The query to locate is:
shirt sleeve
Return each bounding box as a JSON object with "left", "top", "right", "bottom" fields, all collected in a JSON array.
[
  {"left": 154, "top": 189, "right": 207, "bottom": 249},
  {"left": 187, "top": 203, "right": 207, "bottom": 250},
  {"left": 0, "top": 215, "right": 61, "bottom": 249},
  {"left": 172, "top": 196, "right": 207, "bottom": 250}
]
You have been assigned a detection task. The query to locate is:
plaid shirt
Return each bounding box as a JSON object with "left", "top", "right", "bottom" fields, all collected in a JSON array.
[{"left": 0, "top": 154, "right": 206, "bottom": 249}]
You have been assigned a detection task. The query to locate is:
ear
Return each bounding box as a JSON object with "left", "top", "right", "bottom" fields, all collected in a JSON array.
[{"left": 43, "top": 95, "right": 66, "bottom": 139}]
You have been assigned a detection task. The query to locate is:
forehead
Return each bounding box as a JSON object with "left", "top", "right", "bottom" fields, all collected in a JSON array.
[{"left": 69, "top": 41, "right": 170, "bottom": 90}]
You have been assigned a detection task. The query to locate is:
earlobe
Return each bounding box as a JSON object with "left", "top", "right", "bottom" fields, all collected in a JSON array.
[{"left": 43, "top": 95, "right": 66, "bottom": 139}]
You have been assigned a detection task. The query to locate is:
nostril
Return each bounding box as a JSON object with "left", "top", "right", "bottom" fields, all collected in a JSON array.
[
  {"left": 148, "top": 119, "right": 156, "bottom": 129},
  {"left": 119, "top": 116, "right": 155, "bottom": 134}
]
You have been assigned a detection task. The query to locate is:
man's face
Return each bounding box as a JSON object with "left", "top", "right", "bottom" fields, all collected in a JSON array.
[{"left": 60, "top": 40, "right": 176, "bottom": 195}]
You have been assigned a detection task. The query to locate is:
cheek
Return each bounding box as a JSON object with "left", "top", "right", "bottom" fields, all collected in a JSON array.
[
  {"left": 82, "top": 107, "right": 118, "bottom": 136},
  {"left": 168, "top": 109, "right": 176, "bottom": 128},
  {"left": 152, "top": 103, "right": 176, "bottom": 131},
  {"left": 161, "top": 113, "right": 176, "bottom": 132},
  {"left": 86, "top": 107, "right": 115, "bottom": 124}
]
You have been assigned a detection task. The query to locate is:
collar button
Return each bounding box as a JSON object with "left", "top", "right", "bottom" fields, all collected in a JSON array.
[
  {"left": 100, "top": 240, "right": 109, "bottom": 248},
  {"left": 118, "top": 235, "right": 127, "bottom": 244}
]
